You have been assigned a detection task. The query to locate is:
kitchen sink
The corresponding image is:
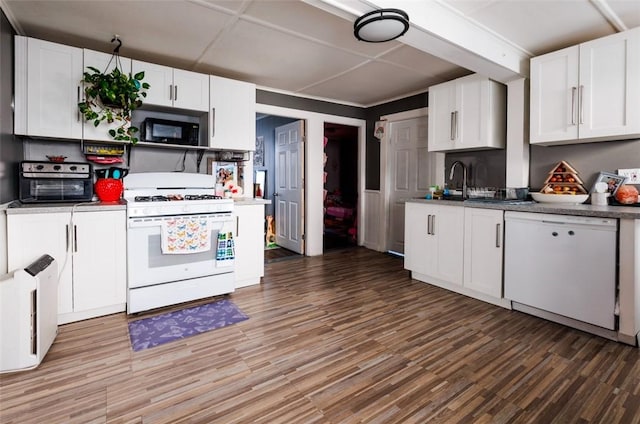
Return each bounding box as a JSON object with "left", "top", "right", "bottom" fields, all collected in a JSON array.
[
  {"left": 441, "top": 195, "right": 465, "bottom": 201},
  {"left": 464, "top": 198, "right": 534, "bottom": 205}
]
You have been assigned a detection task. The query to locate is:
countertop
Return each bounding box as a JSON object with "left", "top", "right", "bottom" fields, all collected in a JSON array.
[
  {"left": 234, "top": 198, "right": 271, "bottom": 205},
  {"left": 5, "top": 197, "right": 271, "bottom": 214},
  {"left": 6, "top": 200, "right": 127, "bottom": 214},
  {"left": 406, "top": 198, "right": 640, "bottom": 219}
]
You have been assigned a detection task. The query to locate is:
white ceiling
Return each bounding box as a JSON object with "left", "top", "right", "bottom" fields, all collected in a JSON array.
[{"left": 1, "top": 0, "right": 638, "bottom": 107}]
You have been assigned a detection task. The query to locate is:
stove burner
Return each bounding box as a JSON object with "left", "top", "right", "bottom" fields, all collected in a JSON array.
[
  {"left": 184, "top": 194, "right": 223, "bottom": 200},
  {"left": 132, "top": 194, "right": 224, "bottom": 202}
]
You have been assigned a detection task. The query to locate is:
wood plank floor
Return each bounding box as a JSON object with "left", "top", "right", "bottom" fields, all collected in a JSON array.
[{"left": 1, "top": 247, "right": 640, "bottom": 423}]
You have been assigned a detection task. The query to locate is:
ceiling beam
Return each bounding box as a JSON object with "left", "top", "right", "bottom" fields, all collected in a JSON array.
[
  {"left": 589, "top": 0, "right": 628, "bottom": 32},
  {"left": 309, "top": 0, "right": 532, "bottom": 82}
]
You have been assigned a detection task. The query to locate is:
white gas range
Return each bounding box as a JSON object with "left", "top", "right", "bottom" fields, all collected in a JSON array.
[{"left": 123, "top": 172, "right": 236, "bottom": 314}]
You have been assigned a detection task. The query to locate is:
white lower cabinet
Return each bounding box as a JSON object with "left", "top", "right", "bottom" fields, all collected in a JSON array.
[
  {"left": 463, "top": 208, "right": 504, "bottom": 299},
  {"left": 234, "top": 203, "right": 265, "bottom": 288},
  {"left": 405, "top": 202, "right": 509, "bottom": 308},
  {"left": 404, "top": 202, "right": 464, "bottom": 286},
  {"left": 7, "top": 209, "right": 127, "bottom": 324}
]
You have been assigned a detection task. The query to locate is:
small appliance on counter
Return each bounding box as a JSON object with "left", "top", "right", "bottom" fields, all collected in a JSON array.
[{"left": 19, "top": 161, "right": 93, "bottom": 203}]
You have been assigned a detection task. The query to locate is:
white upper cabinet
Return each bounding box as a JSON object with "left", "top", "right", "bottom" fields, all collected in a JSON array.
[
  {"left": 530, "top": 26, "right": 640, "bottom": 145},
  {"left": 132, "top": 60, "right": 209, "bottom": 112},
  {"left": 428, "top": 74, "right": 506, "bottom": 152},
  {"left": 14, "top": 36, "right": 84, "bottom": 139},
  {"left": 82, "top": 49, "right": 132, "bottom": 142},
  {"left": 210, "top": 75, "right": 256, "bottom": 151},
  {"left": 14, "top": 36, "right": 136, "bottom": 142}
]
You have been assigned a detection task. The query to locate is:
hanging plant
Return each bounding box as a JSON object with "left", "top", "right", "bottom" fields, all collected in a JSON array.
[{"left": 78, "top": 38, "right": 150, "bottom": 144}]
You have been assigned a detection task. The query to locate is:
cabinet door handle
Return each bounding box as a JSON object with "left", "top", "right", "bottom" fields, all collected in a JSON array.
[
  {"left": 426, "top": 214, "right": 431, "bottom": 235},
  {"left": 73, "top": 225, "right": 78, "bottom": 252},
  {"left": 579, "top": 85, "right": 584, "bottom": 124},
  {"left": 77, "top": 86, "right": 81, "bottom": 122},
  {"left": 174, "top": 85, "right": 178, "bottom": 102},
  {"left": 571, "top": 86, "right": 577, "bottom": 125},
  {"left": 66, "top": 224, "right": 70, "bottom": 251},
  {"left": 496, "top": 223, "right": 501, "bottom": 248},
  {"left": 450, "top": 112, "right": 455, "bottom": 140},
  {"left": 431, "top": 215, "right": 436, "bottom": 236},
  {"left": 169, "top": 84, "right": 174, "bottom": 101},
  {"left": 236, "top": 216, "right": 240, "bottom": 237},
  {"left": 454, "top": 111, "right": 458, "bottom": 140}
]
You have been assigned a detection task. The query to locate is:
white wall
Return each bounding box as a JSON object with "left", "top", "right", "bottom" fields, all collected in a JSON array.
[
  {"left": 256, "top": 103, "right": 365, "bottom": 256},
  {"left": 363, "top": 190, "right": 381, "bottom": 251},
  {"left": 506, "top": 78, "right": 529, "bottom": 188},
  {"left": 0, "top": 205, "right": 7, "bottom": 275}
]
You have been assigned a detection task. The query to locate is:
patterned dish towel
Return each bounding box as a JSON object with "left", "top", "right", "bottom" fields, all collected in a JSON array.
[
  {"left": 216, "top": 231, "right": 235, "bottom": 267},
  {"left": 161, "top": 216, "right": 211, "bottom": 254}
]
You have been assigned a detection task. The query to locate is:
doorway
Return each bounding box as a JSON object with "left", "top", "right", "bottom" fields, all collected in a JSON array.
[
  {"left": 383, "top": 110, "right": 442, "bottom": 256},
  {"left": 323, "top": 123, "right": 358, "bottom": 251},
  {"left": 255, "top": 114, "right": 305, "bottom": 257}
]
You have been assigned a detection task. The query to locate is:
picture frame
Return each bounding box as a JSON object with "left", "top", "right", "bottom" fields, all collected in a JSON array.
[
  {"left": 213, "top": 162, "right": 237, "bottom": 187},
  {"left": 254, "top": 136, "right": 265, "bottom": 167},
  {"left": 590, "top": 172, "right": 627, "bottom": 195}
]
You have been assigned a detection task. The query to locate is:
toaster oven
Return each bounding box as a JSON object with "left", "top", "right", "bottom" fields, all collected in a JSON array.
[{"left": 19, "top": 161, "right": 93, "bottom": 203}]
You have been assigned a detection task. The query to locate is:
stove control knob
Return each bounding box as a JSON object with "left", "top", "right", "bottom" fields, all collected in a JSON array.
[
  {"left": 36, "top": 164, "right": 45, "bottom": 170},
  {"left": 53, "top": 165, "right": 61, "bottom": 171}
]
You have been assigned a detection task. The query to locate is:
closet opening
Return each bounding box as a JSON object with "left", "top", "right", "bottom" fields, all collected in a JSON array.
[{"left": 323, "top": 122, "right": 358, "bottom": 251}]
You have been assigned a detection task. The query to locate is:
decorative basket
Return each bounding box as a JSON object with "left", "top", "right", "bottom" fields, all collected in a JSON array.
[{"left": 94, "top": 178, "right": 123, "bottom": 202}]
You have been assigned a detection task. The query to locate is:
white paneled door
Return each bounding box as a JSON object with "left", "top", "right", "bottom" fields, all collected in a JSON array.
[
  {"left": 274, "top": 120, "right": 305, "bottom": 254},
  {"left": 387, "top": 116, "right": 432, "bottom": 254}
]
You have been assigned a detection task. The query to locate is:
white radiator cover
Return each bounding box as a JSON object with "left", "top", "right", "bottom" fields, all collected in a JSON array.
[{"left": 0, "top": 255, "right": 58, "bottom": 373}]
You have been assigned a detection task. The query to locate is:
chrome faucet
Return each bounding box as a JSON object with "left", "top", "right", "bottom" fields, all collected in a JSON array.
[{"left": 449, "top": 161, "right": 468, "bottom": 199}]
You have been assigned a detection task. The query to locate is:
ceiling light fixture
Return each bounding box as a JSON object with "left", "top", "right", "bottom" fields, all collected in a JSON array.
[{"left": 354, "top": 8, "right": 410, "bottom": 43}]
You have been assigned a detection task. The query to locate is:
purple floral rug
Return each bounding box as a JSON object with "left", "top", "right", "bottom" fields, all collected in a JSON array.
[{"left": 128, "top": 299, "right": 248, "bottom": 352}]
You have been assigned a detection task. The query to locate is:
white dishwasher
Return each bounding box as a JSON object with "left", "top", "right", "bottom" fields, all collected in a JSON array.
[{"left": 504, "top": 211, "right": 617, "bottom": 330}]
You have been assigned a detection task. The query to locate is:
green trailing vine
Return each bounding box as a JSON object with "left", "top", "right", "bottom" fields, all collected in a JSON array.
[{"left": 78, "top": 65, "right": 149, "bottom": 144}]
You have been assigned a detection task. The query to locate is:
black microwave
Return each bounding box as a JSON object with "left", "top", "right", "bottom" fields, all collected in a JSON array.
[{"left": 141, "top": 118, "right": 199, "bottom": 146}]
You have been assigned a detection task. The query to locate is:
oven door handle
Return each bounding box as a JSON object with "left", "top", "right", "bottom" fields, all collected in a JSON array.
[{"left": 127, "top": 215, "right": 233, "bottom": 228}]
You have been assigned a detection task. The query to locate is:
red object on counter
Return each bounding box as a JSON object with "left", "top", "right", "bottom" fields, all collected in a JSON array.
[
  {"left": 94, "top": 178, "right": 123, "bottom": 202},
  {"left": 615, "top": 185, "right": 639, "bottom": 204}
]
